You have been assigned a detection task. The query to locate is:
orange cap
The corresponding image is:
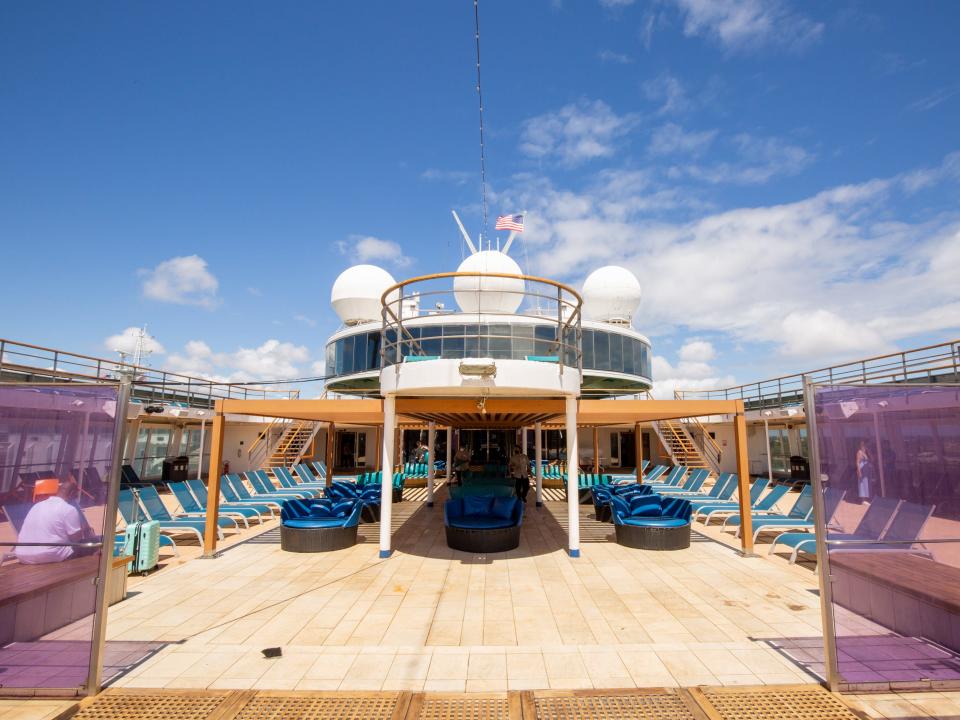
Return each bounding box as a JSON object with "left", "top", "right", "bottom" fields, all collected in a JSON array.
[{"left": 33, "top": 478, "right": 60, "bottom": 501}]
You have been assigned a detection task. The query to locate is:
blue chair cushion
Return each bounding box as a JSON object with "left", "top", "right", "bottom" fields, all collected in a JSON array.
[
  {"left": 490, "top": 497, "right": 517, "bottom": 520},
  {"left": 629, "top": 496, "right": 664, "bottom": 517},
  {"left": 283, "top": 518, "right": 350, "bottom": 529},
  {"left": 619, "top": 516, "right": 689, "bottom": 528},
  {"left": 463, "top": 496, "right": 493, "bottom": 517},
  {"left": 447, "top": 516, "right": 517, "bottom": 530}
]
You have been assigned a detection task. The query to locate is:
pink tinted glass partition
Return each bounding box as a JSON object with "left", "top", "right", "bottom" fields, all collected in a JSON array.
[
  {"left": 0, "top": 384, "right": 121, "bottom": 693},
  {"left": 813, "top": 384, "right": 960, "bottom": 687}
]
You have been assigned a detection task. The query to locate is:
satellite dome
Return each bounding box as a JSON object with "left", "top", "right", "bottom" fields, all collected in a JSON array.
[
  {"left": 331, "top": 265, "right": 398, "bottom": 325},
  {"left": 454, "top": 251, "right": 525, "bottom": 314},
  {"left": 581, "top": 266, "right": 642, "bottom": 323}
]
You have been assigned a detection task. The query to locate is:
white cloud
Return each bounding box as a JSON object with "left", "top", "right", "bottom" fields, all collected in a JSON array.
[
  {"left": 651, "top": 341, "right": 735, "bottom": 398},
  {"left": 139, "top": 255, "right": 220, "bottom": 308},
  {"left": 165, "top": 338, "right": 313, "bottom": 382},
  {"left": 598, "top": 0, "right": 635, "bottom": 6},
  {"left": 678, "top": 339, "right": 715, "bottom": 363},
  {"left": 519, "top": 99, "right": 640, "bottom": 166},
  {"left": 310, "top": 360, "right": 327, "bottom": 377},
  {"left": 498, "top": 153, "right": 960, "bottom": 365},
  {"left": 337, "top": 235, "right": 413, "bottom": 268},
  {"left": 294, "top": 314, "right": 317, "bottom": 328},
  {"left": 667, "top": 0, "right": 824, "bottom": 53},
  {"left": 597, "top": 49, "right": 632, "bottom": 64},
  {"left": 421, "top": 168, "right": 473, "bottom": 185},
  {"left": 642, "top": 72, "right": 689, "bottom": 115},
  {"left": 671, "top": 133, "right": 813, "bottom": 184},
  {"left": 103, "top": 327, "right": 165, "bottom": 358},
  {"left": 907, "top": 85, "right": 960, "bottom": 113},
  {"left": 648, "top": 123, "right": 717, "bottom": 156}
]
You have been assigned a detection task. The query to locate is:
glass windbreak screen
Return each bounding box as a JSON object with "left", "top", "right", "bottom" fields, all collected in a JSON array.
[
  {"left": 0, "top": 383, "right": 122, "bottom": 692},
  {"left": 812, "top": 384, "right": 960, "bottom": 687}
]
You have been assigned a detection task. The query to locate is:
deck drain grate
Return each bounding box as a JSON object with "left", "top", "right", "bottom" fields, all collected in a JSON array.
[
  {"left": 235, "top": 694, "right": 400, "bottom": 720},
  {"left": 699, "top": 686, "right": 859, "bottom": 720},
  {"left": 73, "top": 692, "right": 230, "bottom": 720},
  {"left": 418, "top": 697, "right": 510, "bottom": 720},
  {"left": 535, "top": 692, "right": 695, "bottom": 720}
]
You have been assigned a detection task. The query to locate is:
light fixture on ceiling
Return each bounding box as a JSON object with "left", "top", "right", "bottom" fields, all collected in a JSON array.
[{"left": 477, "top": 397, "right": 487, "bottom": 414}]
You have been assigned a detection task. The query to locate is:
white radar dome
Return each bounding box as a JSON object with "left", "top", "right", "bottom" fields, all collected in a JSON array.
[
  {"left": 331, "top": 264, "right": 398, "bottom": 325},
  {"left": 453, "top": 251, "right": 525, "bottom": 314},
  {"left": 581, "top": 266, "right": 642, "bottom": 323}
]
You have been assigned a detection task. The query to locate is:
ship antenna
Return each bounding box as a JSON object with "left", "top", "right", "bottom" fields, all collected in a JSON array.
[{"left": 474, "top": 0, "right": 489, "bottom": 237}]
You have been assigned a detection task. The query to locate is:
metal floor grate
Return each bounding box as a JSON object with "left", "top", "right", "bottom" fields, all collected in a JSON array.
[
  {"left": 72, "top": 691, "right": 232, "bottom": 720},
  {"left": 698, "top": 686, "right": 860, "bottom": 720},
  {"left": 235, "top": 692, "right": 401, "bottom": 719},
  {"left": 535, "top": 691, "right": 695, "bottom": 720}
]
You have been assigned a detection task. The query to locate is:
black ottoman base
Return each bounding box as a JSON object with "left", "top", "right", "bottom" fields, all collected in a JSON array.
[
  {"left": 281, "top": 523, "right": 358, "bottom": 552},
  {"left": 594, "top": 504, "right": 611, "bottom": 523},
  {"left": 445, "top": 524, "right": 521, "bottom": 553},
  {"left": 615, "top": 522, "right": 690, "bottom": 550}
]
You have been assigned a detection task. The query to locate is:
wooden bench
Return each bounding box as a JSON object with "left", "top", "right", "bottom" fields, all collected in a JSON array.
[
  {"left": 0, "top": 554, "right": 129, "bottom": 645},
  {"left": 829, "top": 550, "right": 960, "bottom": 648}
]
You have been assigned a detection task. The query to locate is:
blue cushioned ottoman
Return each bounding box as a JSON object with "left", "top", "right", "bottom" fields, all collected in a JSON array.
[{"left": 444, "top": 496, "right": 523, "bottom": 553}]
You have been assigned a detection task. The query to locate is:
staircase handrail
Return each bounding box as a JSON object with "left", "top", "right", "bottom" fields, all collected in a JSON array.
[{"left": 640, "top": 391, "right": 679, "bottom": 465}]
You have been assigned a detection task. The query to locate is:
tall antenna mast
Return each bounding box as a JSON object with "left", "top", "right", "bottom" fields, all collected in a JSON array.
[{"left": 474, "top": 0, "right": 489, "bottom": 238}]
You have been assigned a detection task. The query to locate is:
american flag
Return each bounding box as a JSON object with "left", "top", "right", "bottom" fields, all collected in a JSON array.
[{"left": 495, "top": 213, "right": 524, "bottom": 232}]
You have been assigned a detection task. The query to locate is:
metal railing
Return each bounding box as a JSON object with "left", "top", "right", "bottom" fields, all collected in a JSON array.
[
  {"left": 676, "top": 339, "right": 960, "bottom": 411},
  {"left": 379, "top": 271, "right": 583, "bottom": 376},
  {"left": 0, "top": 337, "right": 299, "bottom": 408}
]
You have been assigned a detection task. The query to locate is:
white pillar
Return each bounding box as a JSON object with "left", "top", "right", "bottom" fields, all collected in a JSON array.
[
  {"left": 197, "top": 419, "right": 206, "bottom": 480},
  {"left": 534, "top": 421, "right": 543, "bottom": 507},
  {"left": 764, "top": 416, "right": 773, "bottom": 484},
  {"left": 380, "top": 395, "right": 396, "bottom": 558},
  {"left": 427, "top": 421, "right": 436, "bottom": 506},
  {"left": 445, "top": 427, "right": 452, "bottom": 482},
  {"left": 565, "top": 396, "right": 580, "bottom": 557}
]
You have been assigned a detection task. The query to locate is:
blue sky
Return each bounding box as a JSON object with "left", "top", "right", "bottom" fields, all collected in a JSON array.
[{"left": 1, "top": 1, "right": 958, "bottom": 394}]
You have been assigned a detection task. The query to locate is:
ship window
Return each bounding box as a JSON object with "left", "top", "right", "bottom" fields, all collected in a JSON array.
[
  {"left": 594, "top": 330, "right": 610, "bottom": 371},
  {"left": 609, "top": 333, "right": 623, "bottom": 372}
]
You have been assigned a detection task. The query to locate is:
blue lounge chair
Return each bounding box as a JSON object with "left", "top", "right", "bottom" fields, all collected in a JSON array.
[
  {"left": 646, "top": 468, "right": 708, "bottom": 494},
  {"left": 219, "top": 474, "right": 281, "bottom": 513},
  {"left": 186, "top": 479, "right": 272, "bottom": 523},
  {"left": 648, "top": 465, "right": 687, "bottom": 488},
  {"left": 663, "top": 472, "right": 735, "bottom": 499},
  {"left": 771, "top": 495, "right": 906, "bottom": 563},
  {"left": 292, "top": 463, "right": 327, "bottom": 486},
  {"left": 697, "top": 481, "right": 788, "bottom": 524},
  {"left": 119, "top": 487, "right": 224, "bottom": 542},
  {"left": 312, "top": 461, "right": 356, "bottom": 483},
  {"left": 689, "top": 477, "right": 763, "bottom": 515},
  {"left": 232, "top": 472, "right": 304, "bottom": 504},
  {"left": 722, "top": 485, "right": 815, "bottom": 540},
  {"left": 168, "top": 481, "right": 254, "bottom": 528},
  {"left": 248, "top": 470, "right": 314, "bottom": 500},
  {"left": 274, "top": 467, "right": 323, "bottom": 493},
  {"left": 641, "top": 464, "right": 668, "bottom": 483}
]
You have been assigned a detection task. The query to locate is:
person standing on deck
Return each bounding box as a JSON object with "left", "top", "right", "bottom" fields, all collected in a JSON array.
[{"left": 509, "top": 446, "right": 530, "bottom": 502}]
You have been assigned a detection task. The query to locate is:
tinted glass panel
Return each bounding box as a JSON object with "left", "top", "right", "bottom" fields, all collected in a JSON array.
[
  {"left": 593, "top": 330, "right": 610, "bottom": 371},
  {"left": 582, "top": 330, "right": 594, "bottom": 368},
  {"left": 609, "top": 333, "right": 623, "bottom": 372}
]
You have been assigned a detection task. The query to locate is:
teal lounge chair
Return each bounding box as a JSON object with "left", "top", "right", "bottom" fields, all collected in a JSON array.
[
  {"left": 186, "top": 479, "right": 272, "bottom": 523},
  {"left": 721, "top": 485, "right": 815, "bottom": 540},
  {"left": 234, "top": 473, "right": 307, "bottom": 503},
  {"left": 218, "top": 475, "right": 280, "bottom": 514},
  {"left": 312, "top": 461, "right": 356, "bottom": 483},
  {"left": 127, "top": 485, "right": 235, "bottom": 536},
  {"left": 772, "top": 496, "right": 932, "bottom": 564},
  {"left": 699, "top": 483, "right": 791, "bottom": 525},
  {"left": 275, "top": 467, "right": 323, "bottom": 492},
  {"left": 246, "top": 470, "right": 314, "bottom": 500},
  {"left": 169, "top": 481, "right": 255, "bottom": 528},
  {"left": 647, "top": 468, "right": 708, "bottom": 494},
  {"left": 663, "top": 472, "right": 735, "bottom": 499},
  {"left": 642, "top": 464, "right": 668, "bottom": 483},
  {"left": 117, "top": 488, "right": 218, "bottom": 545},
  {"left": 293, "top": 463, "right": 327, "bottom": 485},
  {"left": 693, "top": 479, "right": 770, "bottom": 522}
]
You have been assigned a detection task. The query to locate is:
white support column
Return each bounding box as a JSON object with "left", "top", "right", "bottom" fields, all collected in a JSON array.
[
  {"left": 445, "top": 427, "right": 452, "bottom": 483},
  {"left": 565, "top": 396, "right": 580, "bottom": 557},
  {"left": 763, "top": 415, "right": 773, "bottom": 484},
  {"left": 427, "top": 421, "right": 436, "bottom": 507},
  {"left": 380, "top": 395, "right": 396, "bottom": 558},
  {"left": 534, "top": 421, "right": 543, "bottom": 507}
]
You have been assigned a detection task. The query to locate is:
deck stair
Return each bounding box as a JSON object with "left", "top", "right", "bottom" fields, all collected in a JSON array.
[
  {"left": 642, "top": 391, "right": 722, "bottom": 474},
  {"left": 263, "top": 420, "right": 319, "bottom": 468}
]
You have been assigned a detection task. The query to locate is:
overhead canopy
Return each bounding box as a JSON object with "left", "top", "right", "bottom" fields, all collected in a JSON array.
[{"left": 218, "top": 397, "right": 741, "bottom": 426}]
